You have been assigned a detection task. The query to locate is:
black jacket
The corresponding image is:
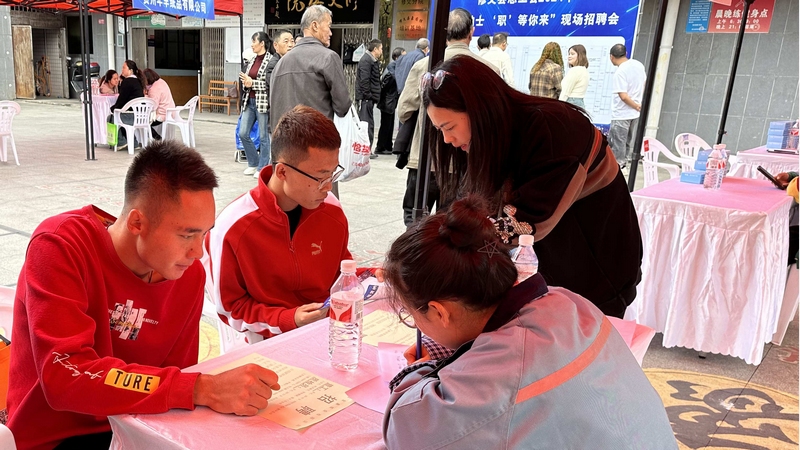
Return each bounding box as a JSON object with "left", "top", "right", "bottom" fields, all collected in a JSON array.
[
  {"left": 356, "top": 54, "right": 380, "bottom": 103},
  {"left": 378, "top": 72, "right": 399, "bottom": 114},
  {"left": 111, "top": 76, "right": 144, "bottom": 111}
]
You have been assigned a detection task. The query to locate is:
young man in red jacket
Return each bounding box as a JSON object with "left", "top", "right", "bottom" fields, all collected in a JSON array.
[
  {"left": 204, "top": 105, "right": 351, "bottom": 343},
  {"left": 8, "top": 142, "right": 281, "bottom": 450}
]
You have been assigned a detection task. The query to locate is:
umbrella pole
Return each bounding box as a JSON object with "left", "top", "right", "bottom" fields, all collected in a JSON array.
[
  {"left": 411, "top": 0, "right": 451, "bottom": 360},
  {"left": 79, "top": 0, "right": 96, "bottom": 160},
  {"left": 716, "top": 0, "right": 755, "bottom": 145},
  {"left": 627, "top": 0, "right": 668, "bottom": 192}
]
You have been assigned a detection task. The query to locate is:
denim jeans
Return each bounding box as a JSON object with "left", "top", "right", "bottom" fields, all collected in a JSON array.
[
  {"left": 238, "top": 98, "right": 270, "bottom": 169},
  {"left": 608, "top": 117, "right": 639, "bottom": 165}
]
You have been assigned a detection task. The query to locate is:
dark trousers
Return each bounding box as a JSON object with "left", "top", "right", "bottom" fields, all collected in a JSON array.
[
  {"left": 358, "top": 100, "right": 375, "bottom": 146},
  {"left": 375, "top": 110, "right": 395, "bottom": 153},
  {"left": 403, "top": 169, "right": 439, "bottom": 228},
  {"left": 151, "top": 120, "right": 163, "bottom": 140},
  {"left": 55, "top": 431, "right": 112, "bottom": 449}
]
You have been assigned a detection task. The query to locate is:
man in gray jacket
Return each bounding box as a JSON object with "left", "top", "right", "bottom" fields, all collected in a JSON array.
[{"left": 270, "top": 5, "right": 352, "bottom": 129}]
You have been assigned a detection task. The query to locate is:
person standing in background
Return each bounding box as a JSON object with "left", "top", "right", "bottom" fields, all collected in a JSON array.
[
  {"left": 356, "top": 39, "right": 383, "bottom": 149},
  {"left": 375, "top": 48, "right": 405, "bottom": 156},
  {"left": 559, "top": 44, "right": 590, "bottom": 109},
  {"left": 608, "top": 43, "right": 646, "bottom": 169},
  {"left": 483, "top": 32, "right": 515, "bottom": 88},
  {"left": 394, "top": 38, "right": 429, "bottom": 94},
  {"left": 476, "top": 34, "right": 491, "bottom": 57},
  {"left": 238, "top": 31, "right": 273, "bottom": 177},
  {"left": 250, "top": 28, "right": 295, "bottom": 178},
  {"left": 529, "top": 42, "right": 563, "bottom": 99}
]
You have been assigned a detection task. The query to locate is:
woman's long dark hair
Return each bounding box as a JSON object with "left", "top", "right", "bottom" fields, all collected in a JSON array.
[
  {"left": 383, "top": 195, "right": 517, "bottom": 314},
  {"left": 99, "top": 69, "right": 117, "bottom": 86},
  {"left": 422, "top": 55, "right": 586, "bottom": 203},
  {"left": 124, "top": 60, "right": 147, "bottom": 91}
]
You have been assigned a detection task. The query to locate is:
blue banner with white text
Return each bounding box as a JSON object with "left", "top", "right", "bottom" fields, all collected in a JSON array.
[{"left": 133, "top": 0, "right": 215, "bottom": 20}]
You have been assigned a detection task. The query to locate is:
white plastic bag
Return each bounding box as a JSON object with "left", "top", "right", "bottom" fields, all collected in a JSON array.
[
  {"left": 333, "top": 106, "right": 371, "bottom": 182},
  {"left": 352, "top": 44, "right": 366, "bottom": 63}
]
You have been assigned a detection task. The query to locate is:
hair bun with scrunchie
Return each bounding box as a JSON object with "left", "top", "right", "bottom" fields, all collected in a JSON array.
[{"left": 438, "top": 195, "right": 496, "bottom": 250}]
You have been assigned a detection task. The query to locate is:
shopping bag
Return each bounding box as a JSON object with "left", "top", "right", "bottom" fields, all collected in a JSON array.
[
  {"left": 234, "top": 115, "right": 260, "bottom": 151},
  {"left": 333, "top": 106, "right": 371, "bottom": 182},
  {"left": 107, "top": 123, "right": 117, "bottom": 146},
  {"left": 352, "top": 44, "right": 366, "bottom": 63}
]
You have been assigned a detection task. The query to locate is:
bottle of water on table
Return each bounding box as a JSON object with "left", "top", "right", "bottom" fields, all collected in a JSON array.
[
  {"left": 703, "top": 148, "right": 724, "bottom": 190},
  {"left": 713, "top": 143, "right": 729, "bottom": 176},
  {"left": 511, "top": 234, "right": 539, "bottom": 284},
  {"left": 329, "top": 260, "right": 364, "bottom": 371}
]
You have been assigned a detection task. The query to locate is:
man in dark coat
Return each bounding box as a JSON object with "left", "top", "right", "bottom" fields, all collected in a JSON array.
[
  {"left": 375, "top": 47, "right": 405, "bottom": 155},
  {"left": 356, "top": 39, "right": 383, "bottom": 147}
]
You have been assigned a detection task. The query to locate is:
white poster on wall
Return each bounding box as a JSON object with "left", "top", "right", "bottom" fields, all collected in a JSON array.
[
  {"left": 206, "top": 0, "right": 265, "bottom": 28},
  {"left": 226, "top": 27, "right": 262, "bottom": 63},
  {"left": 470, "top": 35, "right": 623, "bottom": 126}
]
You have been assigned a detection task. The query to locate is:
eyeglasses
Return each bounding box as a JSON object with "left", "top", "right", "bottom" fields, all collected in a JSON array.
[
  {"left": 397, "top": 304, "right": 427, "bottom": 329},
  {"left": 420, "top": 70, "right": 454, "bottom": 93},
  {"left": 278, "top": 162, "right": 345, "bottom": 191}
]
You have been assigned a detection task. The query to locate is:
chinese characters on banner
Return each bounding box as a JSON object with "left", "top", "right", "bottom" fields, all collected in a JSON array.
[
  {"left": 709, "top": 0, "right": 774, "bottom": 33},
  {"left": 396, "top": 10, "right": 428, "bottom": 40},
  {"left": 450, "top": 0, "right": 640, "bottom": 128},
  {"left": 451, "top": 0, "right": 637, "bottom": 41},
  {"left": 268, "top": 0, "right": 374, "bottom": 24},
  {"left": 133, "top": 0, "right": 215, "bottom": 20},
  {"left": 686, "top": 0, "right": 775, "bottom": 34}
]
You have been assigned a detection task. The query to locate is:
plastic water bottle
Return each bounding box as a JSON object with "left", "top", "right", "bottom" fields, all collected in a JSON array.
[
  {"left": 703, "top": 149, "right": 724, "bottom": 190},
  {"left": 788, "top": 121, "right": 799, "bottom": 150},
  {"left": 328, "top": 260, "right": 364, "bottom": 371},
  {"left": 511, "top": 234, "right": 539, "bottom": 284},
  {"left": 713, "top": 143, "right": 729, "bottom": 176}
]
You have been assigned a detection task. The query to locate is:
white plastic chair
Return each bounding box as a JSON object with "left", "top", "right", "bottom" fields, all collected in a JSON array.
[
  {"left": 642, "top": 137, "right": 681, "bottom": 187},
  {"left": 113, "top": 98, "right": 156, "bottom": 155},
  {"left": 163, "top": 96, "right": 199, "bottom": 147},
  {"left": 0, "top": 102, "right": 21, "bottom": 166},
  {"left": 0, "top": 286, "right": 13, "bottom": 342},
  {"left": 674, "top": 132, "right": 712, "bottom": 171}
]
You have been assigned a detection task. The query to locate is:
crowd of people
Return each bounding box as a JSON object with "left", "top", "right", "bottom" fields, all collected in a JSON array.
[
  {"left": 5, "top": 5, "right": 680, "bottom": 450},
  {"left": 100, "top": 59, "right": 176, "bottom": 150}
]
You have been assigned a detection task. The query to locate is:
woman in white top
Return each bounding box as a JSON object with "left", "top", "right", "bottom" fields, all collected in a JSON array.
[{"left": 559, "top": 44, "right": 589, "bottom": 109}]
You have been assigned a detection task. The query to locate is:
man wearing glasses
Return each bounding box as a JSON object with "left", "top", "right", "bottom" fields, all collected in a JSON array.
[{"left": 204, "top": 106, "right": 353, "bottom": 343}]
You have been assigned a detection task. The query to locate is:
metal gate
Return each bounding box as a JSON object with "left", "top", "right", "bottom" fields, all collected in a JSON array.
[{"left": 201, "top": 28, "right": 224, "bottom": 99}]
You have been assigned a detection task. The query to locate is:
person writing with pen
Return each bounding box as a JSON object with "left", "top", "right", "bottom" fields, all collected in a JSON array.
[
  {"left": 380, "top": 195, "right": 677, "bottom": 449},
  {"left": 7, "top": 142, "right": 281, "bottom": 450}
]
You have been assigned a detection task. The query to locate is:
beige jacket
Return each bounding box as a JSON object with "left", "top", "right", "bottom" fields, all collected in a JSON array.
[{"left": 397, "top": 43, "right": 500, "bottom": 170}]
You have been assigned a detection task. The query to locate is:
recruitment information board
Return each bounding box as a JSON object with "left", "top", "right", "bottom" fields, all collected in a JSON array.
[{"left": 450, "top": 0, "right": 641, "bottom": 128}]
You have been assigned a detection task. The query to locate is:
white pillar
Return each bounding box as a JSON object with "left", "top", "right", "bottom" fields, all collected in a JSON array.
[
  {"left": 644, "top": 0, "right": 681, "bottom": 139},
  {"left": 106, "top": 14, "right": 115, "bottom": 71}
]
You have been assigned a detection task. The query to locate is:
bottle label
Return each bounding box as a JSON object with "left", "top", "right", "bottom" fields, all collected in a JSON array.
[{"left": 329, "top": 293, "right": 362, "bottom": 324}]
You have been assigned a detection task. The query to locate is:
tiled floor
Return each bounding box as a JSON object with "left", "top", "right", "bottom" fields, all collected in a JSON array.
[{"left": 1, "top": 100, "right": 797, "bottom": 449}]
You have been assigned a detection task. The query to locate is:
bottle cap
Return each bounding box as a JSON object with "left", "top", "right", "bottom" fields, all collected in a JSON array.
[
  {"left": 709, "top": 149, "right": 722, "bottom": 158},
  {"left": 519, "top": 234, "right": 534, "bottom": 246},
  {"left": 340, "top": 260, "right": 357, "bottom": 273}
]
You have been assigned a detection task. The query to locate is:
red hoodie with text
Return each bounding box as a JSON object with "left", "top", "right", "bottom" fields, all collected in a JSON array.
[{"left": 8, "top": 206, "right": 203, "bottom": 450}]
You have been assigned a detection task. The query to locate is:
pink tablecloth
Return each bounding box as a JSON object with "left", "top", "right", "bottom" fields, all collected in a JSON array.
[
  {"left": 729, "top": 146, "right": 799, "bottom": 180},
  {"left": 81, "top": 93, "right": 118, "bottom": 146},
  {"left": 109, "top": 303, "right": 389, "bottom": 450},
  {"left": 625, "top": 177, "right": 793, "bottom": 364}
]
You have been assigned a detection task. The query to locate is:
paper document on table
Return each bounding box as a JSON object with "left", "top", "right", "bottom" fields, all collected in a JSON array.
[
  {"left": 362, "top": 310, "right": 417, "bottom": 347},
  {"left": 347, "top": 343, "right": 408, "bottom": 413},
  {"left": 208, "top": 354, "right": 353, "bottom": 430}
]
